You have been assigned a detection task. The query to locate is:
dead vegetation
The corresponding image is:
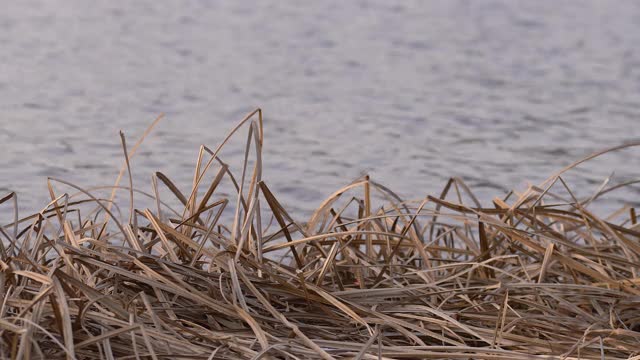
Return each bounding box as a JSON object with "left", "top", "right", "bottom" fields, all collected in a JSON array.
[{"left": 2, "top": 109, "right": 640, "bottom": 359}]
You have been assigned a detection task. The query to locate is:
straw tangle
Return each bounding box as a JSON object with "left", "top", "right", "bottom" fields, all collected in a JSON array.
[{"left": 2, "top": 109, "right": 640, "bottom": 359}]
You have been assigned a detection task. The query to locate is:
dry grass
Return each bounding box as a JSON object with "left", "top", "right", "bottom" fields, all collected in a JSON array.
[{"left": 2, "top": 109, "right": 640, "bottom": 359}]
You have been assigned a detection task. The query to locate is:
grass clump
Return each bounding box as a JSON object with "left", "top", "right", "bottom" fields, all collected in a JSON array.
[{"left": 2, "top": 109, "right": 640, "bottom": 359}]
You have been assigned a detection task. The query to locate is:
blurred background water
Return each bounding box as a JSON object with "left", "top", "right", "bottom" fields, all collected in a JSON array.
[{"left": 1, "top": 0, "right": 640, "bottom": 220}]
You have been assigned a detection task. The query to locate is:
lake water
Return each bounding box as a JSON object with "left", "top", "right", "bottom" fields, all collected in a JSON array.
[{"left": 2, "top": 0, "right": 640, "bottom": 220}]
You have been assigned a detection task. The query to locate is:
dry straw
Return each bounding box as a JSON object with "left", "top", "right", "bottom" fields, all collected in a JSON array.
[{"left": 2, "top": 109, "right": 640, "bottom": 359}]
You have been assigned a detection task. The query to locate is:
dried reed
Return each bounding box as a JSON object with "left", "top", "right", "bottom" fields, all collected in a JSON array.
[{"left": 2, "top": 109, "right": 640, "bottom": 359}]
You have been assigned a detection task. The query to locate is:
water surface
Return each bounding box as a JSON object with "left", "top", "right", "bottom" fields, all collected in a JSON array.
[{"left": 1, "top": 1, "right": 640, "bottom": 219}]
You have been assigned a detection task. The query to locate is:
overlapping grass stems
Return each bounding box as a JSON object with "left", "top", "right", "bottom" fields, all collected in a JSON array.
[{"left": 2, "top": 109, "right": 640, "bottom": 359}]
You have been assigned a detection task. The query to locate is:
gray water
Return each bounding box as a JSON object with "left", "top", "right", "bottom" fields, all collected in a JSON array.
[{"left": 2, "top": 0, "right": 640, "bottom": 219}]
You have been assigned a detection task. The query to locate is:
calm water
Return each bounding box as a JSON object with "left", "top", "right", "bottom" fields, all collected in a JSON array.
[{"left": 2, "top": 1, "right": 640, "bottom": 219}]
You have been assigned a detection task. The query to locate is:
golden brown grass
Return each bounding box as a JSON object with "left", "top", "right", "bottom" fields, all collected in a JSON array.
[{"left": 2, "top": 109, "right": 640, "bottom": 359}]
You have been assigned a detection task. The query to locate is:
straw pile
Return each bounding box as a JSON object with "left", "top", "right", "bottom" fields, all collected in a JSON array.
[{"left": 2, "top": 109, "right": 640, "bottom": 359}]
